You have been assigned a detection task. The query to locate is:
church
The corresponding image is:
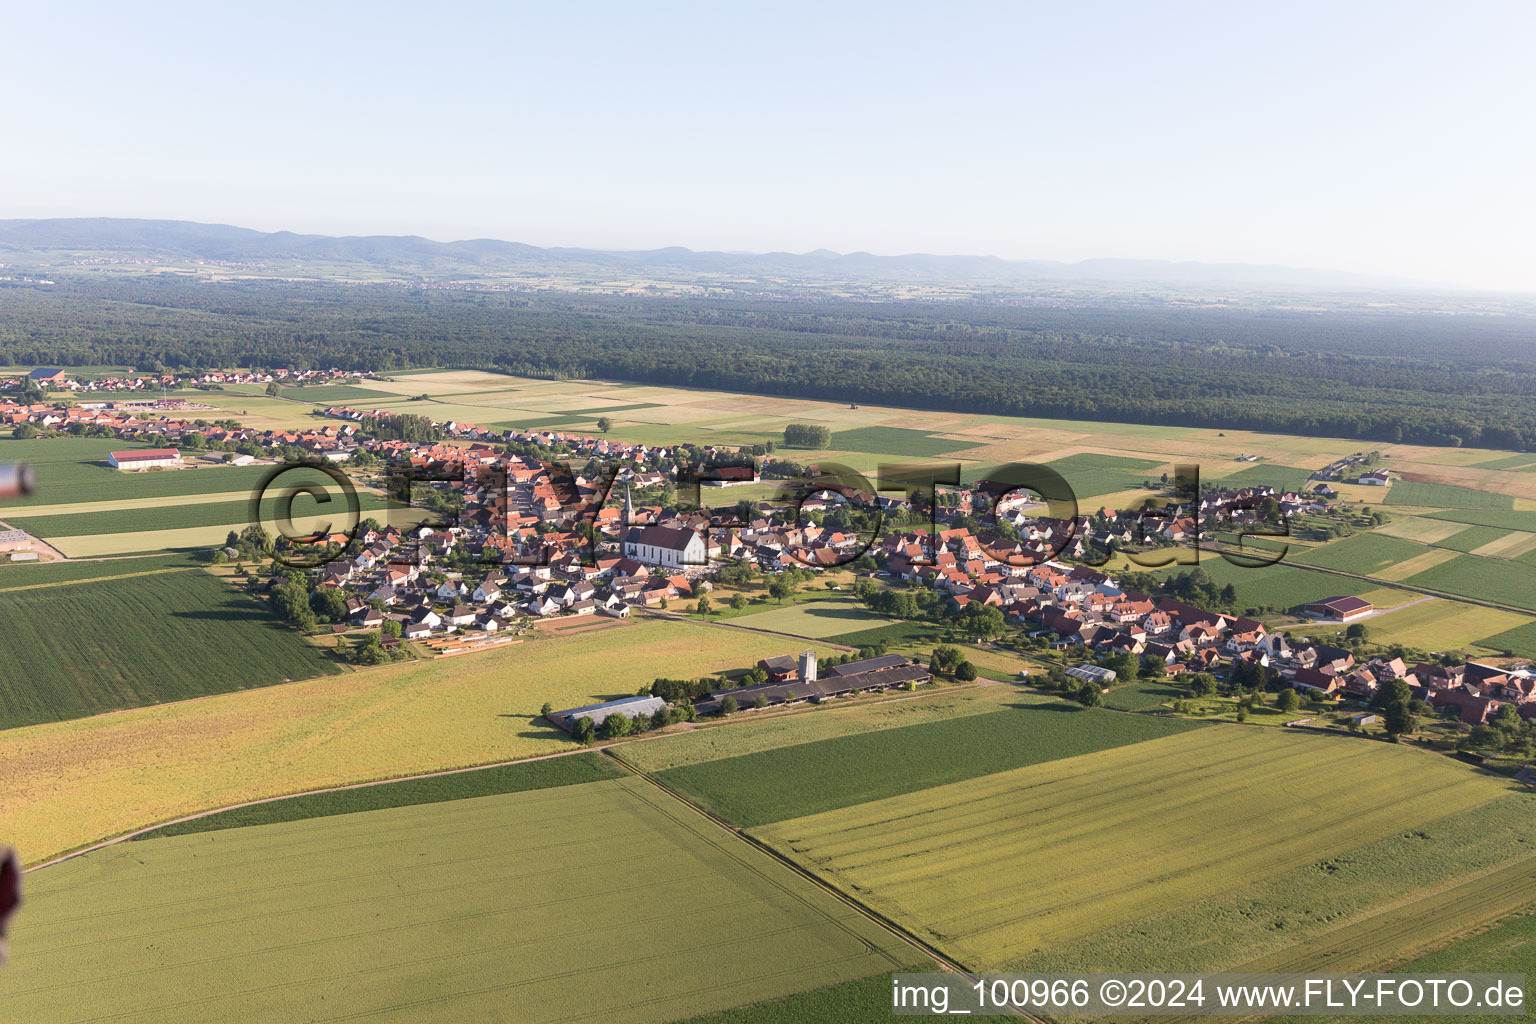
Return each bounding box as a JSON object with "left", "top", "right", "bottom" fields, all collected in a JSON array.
[{"left": 621, "top": 485, "right": 712, "bottom": 569}]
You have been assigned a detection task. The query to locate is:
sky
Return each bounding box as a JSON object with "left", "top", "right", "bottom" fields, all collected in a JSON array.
[{"left": 3, "top": 1, "right": 1532, "bottom": 290}]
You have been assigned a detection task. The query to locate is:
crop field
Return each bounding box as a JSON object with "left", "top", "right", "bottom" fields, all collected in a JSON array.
[
  {"left": 1101, "top": 680, "right": 1185, "bottom": 711},
  {"left": 1477, "top": 619, "right": 1536, "bottom": 659},
  {"left": 0, "top": 617, "right": 833, "bottom": 863},
  {"left": 1298, "top": 599, "right": 1531, "bottom": 654},
  {"left": 678, "top": 972, "right": 919, "bottom": 1024},
  {"left": 1405, "top": 554, "right": 1536, "bottom": 612},
  {"left": 1283, "top": 910, "right": 1536, "bottom": 1024},
  {"left": 622, "top": 686, "right": 1036, "bottom": 774},
  {"left": 0, "top": 446, "right": 274, "bottom": 510},
  {"left": 273, "top": 383, "right": 403, "bottom": 403},
  {"left": 1429, "top": 523, "right": 1512, "bottom": 553},
  {"left": 1385, "top": 481, "right": 1515, "bottom": 509},
  {"left": 654, "top": 704, "right": 1199, "bottom": 828},
  {"left": 1021, "top": 792, "right": 1536, "bottom": 976},
  {"left": 0, "top": 551, "right": 198, "bottom": 588},
  {"left": 824, "top": 619, "right": 947, "bottom": 649},
  {"left": 0, "top": 569, "right": 338, "bottom": 730},
  {"left": 728, "top": 596, "right": 902, "bottom": 637},
  {"left": 1372, "top": 547, "right": 1461, "bottom": 581},
  {"left": 1371, "top": 516, "right": 1478, "bottom": 544},
  {"left": 3, "top": 489, "right": 399, "bottom": 539},
  {"left": 1291, "top": 533, "right": 1431, "bottom": 574},
  {"left": 1153, "top": 557, "right": 1375, "bottom": 612},
  {"left": 134, "top": 752, "right": 624, "bottom": 839},
  {"left": 1203, "top": 463, "right": 1317, "bottom": 492},
  {"left": 752, "top": 727, "right": 1519, "bottom": 970},
  {"left": 1428, "top": 508, "right": 1536, "bottom": 531},
  {"left": 4, "top": 776, "right": 913, "bottom": 1023}
]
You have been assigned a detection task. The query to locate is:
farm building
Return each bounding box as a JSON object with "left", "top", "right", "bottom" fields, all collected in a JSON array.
[
  {"left": 697, "top": 654, "right": 932, "bottom": 715},
  {"left": 1065, "top": 664, "right": 1117, "bottom": 687},
  {"left": 1304, "top": 596, "right": 1373, "bottom": 622},
  {"left": 0, "top": 529, "right": 33, "bottom": 554},
  {"left": 108, "top": 448, "right": 181, "bottom": 470},
  {"left": 546, "top": 695, "right": 667, "bottom": 733},
  {"left": 27, "top": 367, "right": 68, "bottom": 383},
  {"left": 1359, "top": 469, "right": 1390, "bottom": 485}
]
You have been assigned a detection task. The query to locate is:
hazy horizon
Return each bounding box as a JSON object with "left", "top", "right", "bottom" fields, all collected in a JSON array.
[{"left": 3, "top": 1, "right": 1531, "bottom": 291}]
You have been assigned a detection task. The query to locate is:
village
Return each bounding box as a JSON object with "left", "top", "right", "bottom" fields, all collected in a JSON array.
[{"left": 4, "top": 382, "right": 1535, "bottom": 749}]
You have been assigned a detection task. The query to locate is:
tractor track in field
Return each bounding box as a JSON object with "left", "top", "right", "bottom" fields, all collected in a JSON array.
[{"left": 601, "top": 745, "right": 1047, "bottom": 1023}]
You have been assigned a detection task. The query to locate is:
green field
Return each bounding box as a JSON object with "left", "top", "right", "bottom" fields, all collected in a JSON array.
[
  {"left": 679, "top": 971, "right": 916, "bottom": 1024},
  {"left": 1429, "top": 524, "right": 1512, "bottom": 553},
  {"left": 0, "top": 570, "right": 338, "bottom": 729},
  {"left": 753, "top": 727, "right": 1521, "bottom": 970},
  {"left": 1292, "top": 532, "right": 1431, "bottom": 574},
  {"left": 729, "top": 596, "right": 901, "bottom": 637},
  {"left": 0, "top": 552, "right": 199, "bottom": 587},
  {"left": 1102, "top": 680, "right": 1185, "bottom": 710},
  {"left": 1284, "top": 910, "right": 1536, "bottom": 1024},
  {"left": 1204, "top": 463, "right": 1317, "bottom": 492},
  {"left": 822, "top": 426, "right": 985, "bottom": 457},
  {"left": 623, "top": 686, "right": 1040, "bottom": 774},
  {"left": 1476, "top": 619, "right": 1536, "bottom": 659},
  {"left": 1155, "top": 556, "right": 1373, "bottom": 611},
  {"left": 1428, "top": 508, "right": 1536, "bottom": 531},
  {"left": 0, "top": 437, "right": 274, "bottom": 509},
  {"left": 4, "top": 776, "right": 916, "bottom": 1023},
  {"left": 824, "top": 619, "right": 948, "bottom": 649},
  {"left": 653, "top": 703, "right": 1199, "bottom": 828},
  {"left": 1041, "top": 455, "right": 1159, "bottom": 499},
  {"left": 133, "top": 752, "right": 624, "bottom": 840},
  {"left": 1405, "top": 554, "right": 1536, "bottom": 612},
  {"left": 1385, "top": 481, "right": 1515, "bottom": 509},
  {"left": 274, "top": 383, "right": 402, "bottom": 403},
  {"left": 5, "top": 488, "right": 401, "bottom": 540},
  {"left": 1022, "top": 791, "right": 1536, "bottom": 976}
]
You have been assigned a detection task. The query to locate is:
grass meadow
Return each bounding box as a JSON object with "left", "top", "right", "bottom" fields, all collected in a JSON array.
[
  {"left": 0, "top": 438, "right": 274, "bottom": 509},
  {"left": 0, "top": 617, "right": 832, "bottom": 863},
  {"left": 752, "top": 726, "right": 1520, "bottom": 969},
  {"left": 5, "top": 776, "right": 913, "bottom": 1023},
  {"left": 0, "top": 569, "right": 338, "bottom": 730}
]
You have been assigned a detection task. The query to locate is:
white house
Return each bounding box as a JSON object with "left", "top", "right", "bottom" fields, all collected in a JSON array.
[{"left": 624, "top": 524, "right": 711, "bottom": 570}]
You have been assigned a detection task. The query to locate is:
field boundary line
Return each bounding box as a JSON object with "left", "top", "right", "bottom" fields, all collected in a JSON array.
[
  {"left": 0, "top": 565, "right": 196, "bottom": 594},
  {"left": 601, "top": 746, "right": 1043, "bottom": 1022}
]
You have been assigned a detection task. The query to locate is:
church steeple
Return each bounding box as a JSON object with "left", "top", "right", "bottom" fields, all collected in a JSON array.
[{"left": 623, "top": 483, "right": 634, "bottom": 527}]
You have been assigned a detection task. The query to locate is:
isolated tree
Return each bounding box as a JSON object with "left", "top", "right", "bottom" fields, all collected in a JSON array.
[
  {"left": 540, "top": 702, "right": 553, "bottom": 718},
  {"left": 719, "top": 695, "right": 738, "bottom": 716},
  {"left": 596, "top": 416, "right": 612, "bottom": 433},
  {"left": 753, "top": 693, "right": 768, "bottom": 709},
  {"left": 729, "top": 593, "right": 748, "bottom": 611},
  {"left": 1076, "top": 683, "right": 1103, "bottom": 707},
  {"left": 265, "top": 381, "right": 281, "bottom": 397},
  {"left": 1345, "top": 623, "right": 1369, "bottom": 641},
  {"left": 1277, "top": 688, "right": 1302, "bottom": 712},
  {"left": 571, "top": 717, "right": 595, "bottom": 745},
  {"left": 955, "top": 661, "right": 978, "bottom": 681},
  {"left": 696, "top": 595, "right": 712, "bottom": 619},
  {"left": 1189, "top": 674, "right": 1217, "bottom": 698},
  {"left": 1383, "top": 702, "right": 1417, "bottom": 739}
]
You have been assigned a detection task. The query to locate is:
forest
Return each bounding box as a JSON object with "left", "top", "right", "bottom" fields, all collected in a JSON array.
[{"left": 4, "top": 276, "right": 1536, "bottom": 448}]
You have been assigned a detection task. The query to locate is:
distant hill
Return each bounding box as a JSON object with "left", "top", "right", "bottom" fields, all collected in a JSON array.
[{"left": 0, "top": 217, "right": 1420, "bottom": 291}]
